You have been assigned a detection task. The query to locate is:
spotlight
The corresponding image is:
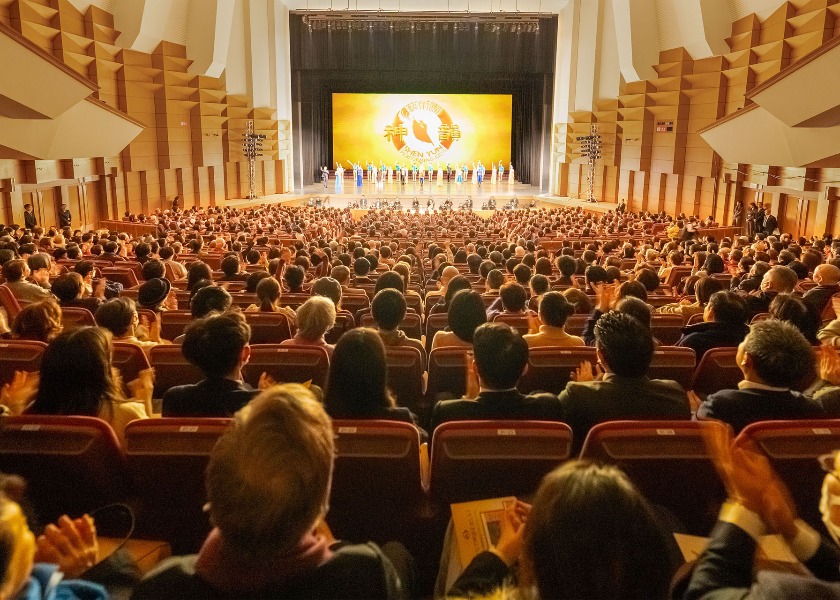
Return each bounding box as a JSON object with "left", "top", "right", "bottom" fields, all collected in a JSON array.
[
  {"left": 474, "top": 22, "right": 478, "bottom": 32},
  {"left": 410, "top": 22, "right": 415, "bottom": 32}
]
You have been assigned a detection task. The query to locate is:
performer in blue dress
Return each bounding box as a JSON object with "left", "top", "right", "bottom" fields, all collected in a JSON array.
[
  {"left": 498, "top": 162, "right": 505, "bottom": 182},
  {"left": 356, "top": 163, "right": 363, "bottom": 187}
]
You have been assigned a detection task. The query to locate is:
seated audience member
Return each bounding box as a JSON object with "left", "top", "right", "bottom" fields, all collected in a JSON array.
[
  {"left": 0, "top": 476, "right": 111, "bottom": 600},
  {"left": 431, "top": 290, "right": 488, "bottom": 350},
  {"left": 676, "top": 290, "right": 750, "bottom": 360},
  {"left": 351, "top": 257, "right": 374, "bottom": 285},
  {"left": 427, "top": 265, "right": 461, "bottom": 305},
  {"left": 696, "top": 320, "right": 823, "bottom": 433},
  {"left": 523, "top": 291, "right": 584, "bottom": 348},
  {"left": 448, "top": 461, "right": 673, "bottom": 599},
  {"left": 186, "top": 261, "right": 213, "bottom": 292},
  {"left": 489, "top": 281, "right": 534, "bottom": 321},
  {"left": 527, "top": 273, "right": 549, "bottom": 312},
  {"left": 657, "top": 276, "right": 723, "bottom": 323},
  {"left": 220, "top": 255, "right": 249, "bottom": 282},
  {"left": 283, "top": 265, "right": 306, "bottom": 293},
  {"left": 559, "top": 311, "right": 690, "bottom": 452},
  {"left": 280, "top": 296, "right": 336, "bottom": 358},
  {"left": 634, "top": 268, "right": 660, "bottom": 294},
  {"left": 734, "top": 260, "right": 770, "bottom": 293},
  {"left": 162, "top": 311, "right": 258, "bottom": 417},
  {"left": 323, "top": 328, "right": 423, "bottom": 434},
  {"left": 483, "top": 269, "right": 505, "bottom": 297},
  {"left": 430, "top": 275, "right": 472, "bottom": 316},
  {"left": 743, "top": 265, "right": 798, "bottom": 319},
  {"left": 2, "top": 259, "right": 51, "bottom": 302},
  {"left": 769, "top": 294, "right": 820, "bottom": 344},
  {"left": 9, "top": 297, "right": 62, "bottom": 342},
  {"left": 331, "top": 265, "right": 366, "bottom": 297},
  {"left": 370, "top": 289, "right": 425, "bottom": 370},
  {"left": 245, "top": 277, "right": 296, "bottom": 321},
  {"left": 137, "top": 277, "right": 174, "bottom": 312},
  {"left": 141, "top": 259, "right": 166, "bottom": 282},
  {"left": 803, "top": 263, "right": 840, "bottom": 315},
  {"left": 190, "top": 285, "right": 233, "bottom": 319},
  {"left": 134, "top": 385, "right": 411, "bottom": 599},
  {"left": 563, "top": 288, "right": 593, "bottom": 315},
  {"left": 19, "top": 327, "right": 152, "bottom": 444},
  {"left": 311, "top": 276, "right": 343, "bottom": 311},
  {"left": 392, "top": 261, "right": 423, "bottom": 312},
  {"left": 245, "top": 270, "right": 271, "bottom": 294},
  {"left": 51, "top": 272, "right": 104, "bottom": 313},
  {"left": 684, "top": 440, "right": 840, "bottom": 599},
  {"left": 96, "top": 297, "right": 166, "bottom": 356},
  {"left": 159, "top": 245, "right": 187, "bottom": 280},
  {"left": 27, "top": 253, "right": 52, "bottom": 291},
  {"left": 430, "top": 323, "right": 563, "bottom": 433},
  {"left": 554, "top": 255, "right": 577, "bottom": 286}
]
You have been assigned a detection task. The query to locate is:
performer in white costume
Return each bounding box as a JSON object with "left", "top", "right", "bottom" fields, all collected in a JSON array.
[
  {"left": 471, "top": 163, "right": 477, "bottom": 185},
  {"left": 436, "top": 164, "right": 443, "bottom": 186},
  {"left": 335, "top": 163, "right": 344, "bottom": 191},
  {"left": 508, "top": 163, "right": 515, "bottom": 185},
  {"left": 491, "top": 163, "right": 497, "bottom": 184}
]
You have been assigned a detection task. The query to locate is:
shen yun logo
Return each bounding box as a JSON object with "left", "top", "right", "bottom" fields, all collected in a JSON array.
[{"left": 383, "top": 100, "right": 461, "bottom": 162}]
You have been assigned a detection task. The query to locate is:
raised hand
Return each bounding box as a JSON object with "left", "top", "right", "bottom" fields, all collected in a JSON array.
[
  {"left": 34, "top": 514, "right": 99, "bottom": 579},
  {"left": 570, "top": 360, "right": 603, "bottom": 383},
  {"left": 0, "top": 371, "right": 38, "bottom": 415}
]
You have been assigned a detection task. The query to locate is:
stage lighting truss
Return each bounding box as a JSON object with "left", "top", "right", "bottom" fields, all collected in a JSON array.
[
  {"left": 575, "top": 125, "right": 602, "bottom": 203},
  {"left": 298, "top": 11, "right": 542, "bottom": 34},
  {"left": 242, "top": 120, "right": 265, "bottom": 200}
]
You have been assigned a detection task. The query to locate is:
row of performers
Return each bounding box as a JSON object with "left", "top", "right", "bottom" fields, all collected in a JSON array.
[
  {"left": 347, "top": 196, "right": 537, "bottom": 211},
  {"left": 322, "top": 161, "right": 515, "bottom": 189}
]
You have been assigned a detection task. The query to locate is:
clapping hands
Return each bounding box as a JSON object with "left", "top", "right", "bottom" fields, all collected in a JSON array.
[
  {"left": 0, "top": 371, "right": 38, "bottom": 415},
  {"left": 491, "top": 500, "right": 532, "bottom": 566},
  {"left": 34, "top": 515, "right": 99, "bottom": 579},
  {"left": 570, "top": 360, "right": 603, "bottom": 383}
]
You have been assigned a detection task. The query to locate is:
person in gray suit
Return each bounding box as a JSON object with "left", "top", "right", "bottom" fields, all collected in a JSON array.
[{"left": 559, "top": 311, "right": 691, "bottom": 453}]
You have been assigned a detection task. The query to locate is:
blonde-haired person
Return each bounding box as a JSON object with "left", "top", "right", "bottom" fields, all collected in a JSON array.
[
  {"left": 133, "top": 385, "right": 412, "bottom": 599},
  {"left": 280, "top": 296, "right": 336, "bottom": 359},
  {"left": 0, "top": 474, "right": 110, "bottom": 600}
]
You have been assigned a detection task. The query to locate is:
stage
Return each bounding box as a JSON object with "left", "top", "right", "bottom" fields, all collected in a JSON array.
[{"left": 222, "top": 179, "right": 619, "bottom": 215}]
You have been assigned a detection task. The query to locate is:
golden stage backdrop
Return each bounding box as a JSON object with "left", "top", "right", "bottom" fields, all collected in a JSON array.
[{"left": 332, "top": 93, "right": 512, "bottom": 168}]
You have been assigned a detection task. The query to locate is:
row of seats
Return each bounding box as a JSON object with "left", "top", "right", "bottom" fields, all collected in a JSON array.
[
  {"left": 0, "top": 339, "right": 746, "bottom": 406},
  {"left": 1, "top": 416, "right": 836, "bottom": 551}
]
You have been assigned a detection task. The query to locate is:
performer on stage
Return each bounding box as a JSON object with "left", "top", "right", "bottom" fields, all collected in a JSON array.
[
  {"left": 462, "top": 164, "right": 468, "bottom": 184},
  {"left": 412, "top": 163, "right": 418, "bottom": 182},
  {"left": 321, "top": 166, "right": 329, "bottom": 188},
  {"left": 477, "top": 162, "right": 484, "bottom": 186},
  {"left": 455, "top": 164, "right": 463, "bottom": 185},
  {"left": 335, "top": 163, "right": 344, "bottom": 191},
  {"left": 491, "top": 162, "right": 497, "bottom": 184},
  {"left": 387, "top": 165, "right": 393, "bottom": 184},
  {"left": 498, "top": 162, "right": 504, "bottom": 182},
  {"left": 436, "top": 163, "right": 443, "bottom": 186},
  {"left": 419, "top": 166, "right": 425, "bottom": 189},
  {"left": 471, "top": 163, "right": 477, "bottom": 185},
  {"left": 356, "top": 163, "right": 363, "bottom": 187},
  {"left": 427, "top": 163, "right": 434, "bottom": 183},
  {"left": 446, "top": 163, "right": 452, "bottom": 182},
  {"left": 508, "top": 163, "right": 515, "bottom": 185}
]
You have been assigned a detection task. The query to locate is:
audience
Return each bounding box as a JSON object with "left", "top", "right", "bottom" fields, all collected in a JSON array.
[
  {"left": 9, "top": 298, "right": 63, "bottom": 342},
  {"left": 559, "top": 311, "right": 690, "bottom": 453},
  {"left": 522, "top": 291, "right": 583, "bottom": 348},
  {"left": 675, "top": 290, "right": 750, "bottom": 359},
  {"left": 3, "top": 259, "right": 51, "bottom": 302},
  {"left": 280, "top": 296, "right": 336, "bottom": 358},
  {"left": 370, "top": 289, "right": 425, "bottom": 370},
  {"left": 431, "top": 289, "right": 487, "bottom": 350},
  {"left": 430, "top": 323, "right": 563, "bottom": 433},
  {"left": 697, "top": 320, "right": 823, "bottom": 433}
]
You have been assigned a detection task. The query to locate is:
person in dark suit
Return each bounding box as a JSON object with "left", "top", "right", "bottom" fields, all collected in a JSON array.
[
  {"left": 676, "top": 290, "right": 750, "bottom": 360},
  {"left": 58, "top": 203, "right": 71, "bottom": 228},
  {"left": 697, "top": 320, "right": 823, "bottom": 434},
  {"left": 429, "top": 322, "right": 563, "bottom": 433},
  {"left": 804, "top": 264, "right": 840, "bottom": 315},
  {"left": 763, "top": 211, "right": 778, "bottom": 235},
  {"left": 559, "top": 311, "right": 690, "bottom": 453},
  {"left": 684, "top": 438, "right": 840, "bottom": 599},
  {"left": 162, "top": 311, "right": 259, "bottom": 417},
  {"left": 742, "top": 264, "right": 798, "bottom": 320},
  {"left": 23, "top": 203, "right": 36, "bottom": 230}
]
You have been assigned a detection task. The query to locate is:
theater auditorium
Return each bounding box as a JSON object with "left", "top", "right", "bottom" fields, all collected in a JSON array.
[{"left": 2, "top": 0, "right": 840, "bottom": 597}]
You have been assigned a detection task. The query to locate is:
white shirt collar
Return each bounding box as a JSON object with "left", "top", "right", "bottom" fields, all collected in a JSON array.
[{"left": 738, "top": 380, "right": 789, "bottom": 392}]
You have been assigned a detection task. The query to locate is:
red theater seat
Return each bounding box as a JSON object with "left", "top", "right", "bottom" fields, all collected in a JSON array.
[
  {"left": 159, "top": 310, "right": 194, "bottom": 341},
  {"left": 60, "top": 306, "right": 96, "bottom": 329},
  {"left": 385, "top": 346, "right": 425, "bottom": 413},
  {"left": 0, "top": 285, "right": 23, "bottom": 321},
  {"left": 125, "top": 418, "right": 231, "bottom": 553},
  {"left": 360, "top": 312, "right": 423, "bottom": 341},
  {"left": 647, "top": 346, "right": 696, "bottom": 389},
  {"left": 517, "top": 346, "right": 597, "bottom": 395},
  {"left": 579, "top": 420, "right": 731, "bottom": 535},
  {"left": 690, "top": 348, "right": 740, "bottom": 399},
  {"left": 424, "top": 312, "right": 449, "bottom": 354},
  {"left": 149, "top": 345, "right": 204, "bottom": 398},
  {"left": 429, "top": 420, "right": 573, "bottom": 505},
  {"left": 0, "top": 416, "right": 129, "bottom": 526},
  {"left": 241, "top": 345, "right": 330, "bottom": 389},
  {"left": 737, "top": 420, "right": 840, "bottom": 531},
  {"left": 245, "top": 312, "right": 293, "bottom": 344},
  {"left": 0, "top": 339, "right": 45, "bottom": 388},
  {"left": 112, "top": 342, "right": 152, "bottom": 392},
  {"left": 329, "top": 420, "right": 424, "bottom": 543},
  {"left": 426, "top": 347, "right": 470, "bottom": 400},
  {"left": 650, "top": 314, "right": 685, "bottom": 346}
]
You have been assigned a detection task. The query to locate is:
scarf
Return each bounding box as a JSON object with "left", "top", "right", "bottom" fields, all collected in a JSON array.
[{"left": 194, "top": 527, "right": 332, "bottom": 594}]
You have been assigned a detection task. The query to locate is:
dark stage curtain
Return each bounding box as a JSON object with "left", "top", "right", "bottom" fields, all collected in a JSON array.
[{"left": 290, "top": 15, "right": 557, "bottom": 189}]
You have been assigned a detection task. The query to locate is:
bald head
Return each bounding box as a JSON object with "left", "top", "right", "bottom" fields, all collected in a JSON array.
[
  {"left": 441, "top": 266, "right": 460, "bottom": 286},
  {"left": 814, "top": 264, "right": 840, "bottom": 286}
]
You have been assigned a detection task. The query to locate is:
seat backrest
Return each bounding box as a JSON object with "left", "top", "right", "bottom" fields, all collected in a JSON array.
[
  {"left": 690, "top": 347, "right": 740, "bottom": 398},
  {"left": 665, "top": 266, "right": 693, "bottom": 289},
  {"left": 648, "top": 346, "right": 696, "bottom": 388},
  {"left": 579, "top": 420, "right": 731, "bottom": 534},
  {"left": 564, "top": 314, "right": 589, "bottom": 336},
  {"left": 360, "top": 313, "right": 422, "bottom": 340},
  {"left": 493, "top": 314, "right": 531, "bottom": 336},
  {"left": 241, "top": 345, "right": 330, "bottom": 389},
  {"left": 0, "top": 339, "right": 46, "bottom": 388},
  {"left": 159, "top": 310, "right": 194, "bottom": 341},
  {"left": 101, "top": 268, "right": 138, "bottom": 288},
  {"left": 425, "top": 312, "right": 450, "bottom": 354},
  {"left": 329, "top": 420, "right": 423, "bottom": 542},
  {"left": 278, "top": 293, "right": 311, "bottom": 310},
  {"left": 650, "top": 314, "right": 685, "bottom": 346},
  {"left": 429, "top": 420, "right": 573, "bottom": 504},
  {"left": 244, "top": 312, "right": 293, "bottom": 344},
  {"left": 340, "top": 294, "right": 370, "bottom": 316},
  {"left": 427, "top": 347, "right": 470, "bottom": 400},
  {"left": 738, "top": 419, "right": 840, "bottom": 531},
  {"left": 124, "top": 418, "right": 230, "bottom": 552},
  {"left": 0, "top": 416, "right": 129, "bottom": 526},
  {"left": 518, "top": 346, "right": 597, "bottom": 395},
  {"left": 685, "top": 312, "right": 704, "bottom": 326},
  {"left": 61, "top": 306, "right": 96, "bottom": 329},
  {"left": 112, "top": 342, "right": 152, "bottom": 392},
  {"left": 325, "top": 312, "right": 355, "bottom": 344},
  {"left": 149, "top": 345, "right": 204, "bottom": 398},
  {"left": 385, "top": 346, "right": 424, "bottom": 412},
  {"left": 0, "top": 285, "right": 23, "bottom": 321}
]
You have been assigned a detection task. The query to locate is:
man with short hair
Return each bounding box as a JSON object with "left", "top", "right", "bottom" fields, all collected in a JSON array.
[
  {"left": 27, "top": 253, "right": 52, "bottom": 290},
  {"left": 162, "top": 311, "right": 259, "bottom": 417},
  {"left": 559, "top": 311, "right": 690, "bottom": 453},
  {"left": 23, "top": 204, "right": 36, "bottom": 230},
  {"left": 429, "top": 322, "right": 563, "bottom": 432},
  {"left": 220, "top": 255, "right": 249, "bottom": 282},
  {"left": 744, "top": 265, "right": 798, "bottom": 319},
  {"left": 804, "top": 263, "right": 840, "bottom": 315},
  {"left": 676, "top": 290, "right": 750, "bottom": 359},
  {"left": 426, "top": 265, "right": 459, "bottom": 305}
]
